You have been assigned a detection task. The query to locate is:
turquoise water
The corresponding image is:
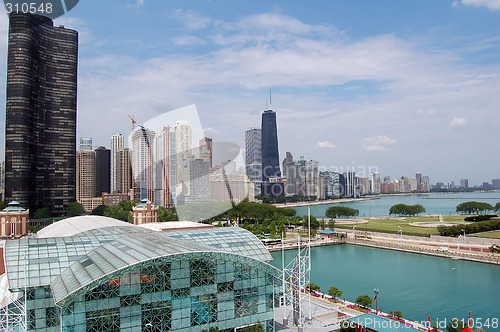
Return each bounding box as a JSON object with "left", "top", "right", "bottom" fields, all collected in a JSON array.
[
  {"left": 270, "top": 245, "right": 500, "bottom": 327},
  {"left": 293, "top": 192, "right": 500, "bottom": 218}
]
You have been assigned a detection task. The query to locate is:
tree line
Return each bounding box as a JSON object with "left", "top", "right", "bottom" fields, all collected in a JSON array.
[
  {"left": 389, "top": 204, "right": 426, "bottom": 216},
  {"left": 437, "top": 219, "right": 500, "bottom": 237}
]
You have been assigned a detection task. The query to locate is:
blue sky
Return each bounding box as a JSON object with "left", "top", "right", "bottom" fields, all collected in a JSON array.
[{"left": 0, "top": 0, "right": 499, "bottom": 186}]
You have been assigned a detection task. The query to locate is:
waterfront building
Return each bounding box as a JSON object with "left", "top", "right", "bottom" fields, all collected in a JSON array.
[
  {"left": 356, "top": 176, "right": 370, "bottom": 196},
  {"left": 371, "top": 172, "right": 381, "bottom": 194},
  {"left": 95, "top": 146, "right": 111, "bottom": 196},
  {"left": 199, "top": 137, "right": 213, "bottom": 169},
  {"left": 5, "top": 13, "right": 78, "bottom": 216},
  {"left": 132, "top": 199, "right": 159, "bottom": 225},
  {"left": 245, "top": 128, "right": 263, "bottom": 196},
  {"left": 460, "top": 179, "right": 469, "bottom": 189},
  {"left": 422, "top": 176, "right": 431, "bottom": 192},
  {"left": 153, "top": 127, "right": 176, "bottom": 208},
  {"left": 110, "top": 134, "right": 124, "bottom": 193},
  {"left": 416, "top": 172, "right": 422, "bottom": 190},
  {"left": 409, "top": 178, "right": 418, "bottom": 192},
  {"left": 383, "top": 176, "right": 391, "bottom": 183},
  {"left": 0, "top": 216, "right": 280, "bottom": 331},
  {"left": 0, "top": 201, "right": 29, "bottom": 238},
  {"left": 323, "top": 171, "right": 341, "bottom": 198},
  {"left": 76, "top": 151, "right": 96, "bottom": 210},
  {"left": 492, "top": 179, "right": 500, "bottom": 189},
  {"left": 281, "top": 151, "right": 293, "bottom": 180},
  {"left": 344, "top": 171, "right": 356, "bottom": 197},
  {"left": 79, "top": 137, "right": 92, "bottom": 151}
]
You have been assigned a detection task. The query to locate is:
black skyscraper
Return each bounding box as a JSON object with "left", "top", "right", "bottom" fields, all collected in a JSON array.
[
  {"left": 261, "top": 109, "right": 281, "bottom": 182},
  {"left": 95, "top": 147, "right": 111, "bottom": 196},
  {"left": 5, "top": 14, "right": 78, "bottom": 216},
  {"left": 261, "top": 107, "right": 284, "bottom": 197}
]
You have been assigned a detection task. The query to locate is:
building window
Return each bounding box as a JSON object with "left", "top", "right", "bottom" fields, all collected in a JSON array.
[
  {"left": 86, "top": 308, "right": 120, "bottom": 332},
  {"left": 46, "top": 306, "right": 59, "bottom": 327},
  {"left": 190, "top": 259, "right": 216, "bottom": 287},
  {"left": 191, "top": 294, "right": 217, "bottom": 325}
]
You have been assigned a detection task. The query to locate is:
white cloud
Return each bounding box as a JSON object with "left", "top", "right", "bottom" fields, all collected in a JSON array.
[
  {"left": 363, "top": 136, "right": 397, "bottom": 152},
  {"left": 173, "top": 9, "right": 211, "bottom": 30},
  {"left": 450, "top": 117, "right": 468, "bottom": 127},
  {"left": 317, "top": 141, "right": 336, "bottom": 149},
  {"left": 173, "top": 35, "right": 207, "bottom": 46},
  {"left": 461, "top": 0, "right": 500, "bottom": 10},
  {"left": 417, "top": 109, "right": 437, "bottom": 116},
  {"left": 137, "top": 0, "right": 144, "bottom": 6}
]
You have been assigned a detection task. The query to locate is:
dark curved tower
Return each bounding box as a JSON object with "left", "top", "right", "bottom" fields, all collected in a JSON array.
[{"left": 5, "top": 13, "right": 78, "bottom": 216}]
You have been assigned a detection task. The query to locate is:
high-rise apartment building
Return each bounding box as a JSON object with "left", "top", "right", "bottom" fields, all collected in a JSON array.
[
  {"left": 116, "top": 148, "right": 132, "bottom": 195},
  {"left": 5, "top": 14, "right": 78, "bottom": 216},
  {"left": 492, "top": 179, "right": 500, "bottom": 189},
  {"left": 110, "top": 133, "right": 124, "bottom": 193},
  {"left": 460, "top": 179, "right": 469, "bottom": 189},
  {"left": 95, "top": 146, "right": 111, "bottom": 196},
  {"left": 173, "top": 121, "right": 192, "bottom": 187},
  {"left": 132, "top": 128, "right": 155, "bottom": 201},
  {"left": 199, "top": 137, "right": 213, "bottom": 169},
  {"left": 416, "top": 172, "right": 422, "bottom": 191},
  {"left": 76, "top": 151, "right": 96, "bottom": 204},
  {"left": 245, "top": 128, "right": 262, "bottom": 196},
  {"left": 153, "top": 127, "right": 176, "bottom": 208},
  {"left": 371, "top": 172, "right": 381, "bottom": 194},
  {"left": 343, "top": 171, "right": 356, "bottom": 197}
]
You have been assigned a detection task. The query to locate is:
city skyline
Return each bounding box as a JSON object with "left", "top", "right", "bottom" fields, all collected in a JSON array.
[{"left": 0, "top": 1, "right": 499, "bottom": 186}]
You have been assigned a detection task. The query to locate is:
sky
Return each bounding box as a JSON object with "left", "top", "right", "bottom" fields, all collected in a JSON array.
[{"left": 0, "top": 0, "right": 499, "bottom": 186}]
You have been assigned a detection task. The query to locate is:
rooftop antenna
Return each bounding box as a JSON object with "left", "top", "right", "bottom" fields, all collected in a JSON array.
[{"left": 269, "top": 88, "right": 272, "bottom": 109}]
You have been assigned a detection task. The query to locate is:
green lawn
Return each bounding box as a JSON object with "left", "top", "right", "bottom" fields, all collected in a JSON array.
[
  {"left": 471, "top": 231, "right": 500, "bottom": 239},
  {"left": 334, "top": 218, "right": 440, "bottom": 236}
]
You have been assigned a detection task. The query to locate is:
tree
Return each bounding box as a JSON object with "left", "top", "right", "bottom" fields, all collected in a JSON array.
[
  {"left": 66, "top": 202, "right": 85, "bottom": 217},
  {"left": 355, "top": 295, "right": 373, "bottom": 307},
  {"left": 91, "top": 205, "right": 109, "bottom": 216},
  {"left": 158, "top": 206, "right": 178, "bottom": 221},
  {"left": 104, "top": 204, "right": 130, "bottom": 222},
  {"left": 328, "top": 286, "right": 342, "bottom": 298},
  {"left": 327, "top": 219, "right": 336, "bottom": 230},
  {"left": 389, "top": 310, "right": 403, "bottom": 318},
  {"left": 325, "top": 206, "right": 359, "bottom": 218},
  {"left": 489, "top": 244, "right": 500, "bottom": 254},
  {"left": 240, "top": 322, "right": 264, "bottom": 332},
  {"left": 494, "top": 202, "right": 500, "bottom": 212},
  {"left": 389, "top": 204, "right": 426, "bottom": 216},
  {"left": 456, "top": 201, "right": 493, "bottom": 215},
  {"left": 306, "top": 282, "right": 320, "bottom": 292},
  {"left": 34, "top": 207, "right": 51, "bottom": 219}
]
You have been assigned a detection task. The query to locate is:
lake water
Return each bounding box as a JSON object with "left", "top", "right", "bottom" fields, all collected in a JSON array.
[
  {"left": 270, "top": 245, "right": 500, "bottom": 327},
  {"left": 293, "top": 192, "right": 500, "bottom": 218}
]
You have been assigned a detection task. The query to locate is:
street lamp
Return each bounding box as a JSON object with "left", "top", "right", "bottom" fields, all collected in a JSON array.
[
  {"left": 398, "top": 226, "right": 402, "bottom": 246},
  {"left": 457, "top": 234, "right": 461, "bottom": 253},
  {"left": 374, "top": 289, "right": 379, "bottom": 312}
]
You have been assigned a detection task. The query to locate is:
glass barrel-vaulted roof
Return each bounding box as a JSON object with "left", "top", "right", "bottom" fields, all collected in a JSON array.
[{"left": 4, "top": 218, "right": 274, "bottom": 296}]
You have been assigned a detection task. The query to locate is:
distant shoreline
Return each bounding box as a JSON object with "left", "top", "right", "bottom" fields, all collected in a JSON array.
[{"left": 273, "top": 196, "right": 378, "bottom": 208}]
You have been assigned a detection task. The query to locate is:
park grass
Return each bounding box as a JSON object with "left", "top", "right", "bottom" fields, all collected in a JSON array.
[
  {"left": 332, "top": 214, "right": 480, "bottom": 237},
  {"left": 470, "top": 231, "right": 500, "bottom": 239},
  {"left": 333, "top": 218, "right": 440, "bottom": 236}
]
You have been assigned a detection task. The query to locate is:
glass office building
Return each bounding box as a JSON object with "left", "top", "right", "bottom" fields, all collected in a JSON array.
[{"left": 0, "top": 216, "right": 281, "bottom": 331}]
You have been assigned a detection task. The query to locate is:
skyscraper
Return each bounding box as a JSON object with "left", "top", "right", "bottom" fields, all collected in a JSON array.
[
  {"left": 110, "top": 133, "right": 124, "bottom": 193},
  {"left": 199, "top": 137, "right": 213, "bottom": 169},
  {"left": 95, "top": 146, "right": 111, "bottom": 196},
  {"left": 5, "top": 14, "right": 78, "bottom": 216},
  {"left": 261, "top": 109, "right": 281, "bottom": 182},
  {"left": 132, "top": 128, "right": 155, "bottom": 201},
  {"left": 116, "top": 148, "right": 132, "bottom": 195},
  {"left": 76, "top": 151, "right": 96, "bottom": 204},
  {"left": 173, "top": 121, "right": 192, "bottom": 187},
  {"left": 153, "top": 127, "right": 176, "bottom": 208},
  {"left": 245, "top": 128, "right": 262, "bottom": 196}
]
